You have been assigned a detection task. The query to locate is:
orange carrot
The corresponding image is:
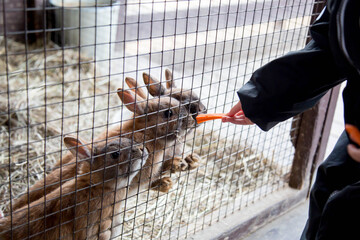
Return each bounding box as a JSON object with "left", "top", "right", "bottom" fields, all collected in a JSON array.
[
  {"left": 345, "top": 124, "right": 360, "bottom": 146},
  {"left": 196, "top": 113, "right": 225, "bottom": 124}
]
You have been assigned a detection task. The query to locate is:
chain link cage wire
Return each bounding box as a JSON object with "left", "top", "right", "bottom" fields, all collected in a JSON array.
[{"left": 0, "top": 0, "right": 325, "bottom": 239}]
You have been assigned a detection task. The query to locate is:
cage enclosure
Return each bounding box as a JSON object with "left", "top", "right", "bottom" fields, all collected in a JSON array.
[{"left": 0, "top": 0, "right": 333, "bottom": 239}]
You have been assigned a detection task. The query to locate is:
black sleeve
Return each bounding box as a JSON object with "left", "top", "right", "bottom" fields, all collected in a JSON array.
[{"left": 237, "top": 7, "right": 345, "bottom": 131}]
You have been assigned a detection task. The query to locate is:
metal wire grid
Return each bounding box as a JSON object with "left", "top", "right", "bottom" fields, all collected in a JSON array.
[{"left": 0, "top": 0, "right": 324, "bottom": 239}]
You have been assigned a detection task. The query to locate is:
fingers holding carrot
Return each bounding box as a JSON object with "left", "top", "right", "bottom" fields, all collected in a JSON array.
[
  {"left": 195, "top": 101, "right": 253, "bottom": 125},
  {"left": 345, "top": 124, "right": 360, "bottom": 146},
  {"left": 222, "top": 101, "right": 254, "bottom": 125},
  {"left": 225, "top": 101, "right": 243, "bottom": 117},
  {"left": 345, "top": 124, "right": 360, "bottom": 163}
]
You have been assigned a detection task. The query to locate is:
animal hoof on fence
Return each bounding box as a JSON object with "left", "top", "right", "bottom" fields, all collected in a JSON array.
[
  {"left": 151, "top": 177, "right": 173, "bottom": 193},
  {"left": 185, "top": 154, "right": 200, "bottom": 170}
]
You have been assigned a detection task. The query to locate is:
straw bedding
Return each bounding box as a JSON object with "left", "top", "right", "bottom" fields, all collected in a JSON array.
[{"left": 0, "top": 38, "right": 288, "bottom": 239}]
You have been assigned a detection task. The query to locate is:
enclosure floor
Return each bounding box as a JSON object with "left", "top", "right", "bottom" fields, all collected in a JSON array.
[{"left": 242, "top": 200, "right": 308, "bottom": 240}]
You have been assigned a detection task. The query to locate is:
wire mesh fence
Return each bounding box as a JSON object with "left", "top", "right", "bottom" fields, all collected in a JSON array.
[{"left": 0, "top": 0, "right": 324, "bottom": 239}]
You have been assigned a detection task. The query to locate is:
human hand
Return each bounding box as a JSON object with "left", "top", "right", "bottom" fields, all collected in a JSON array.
[
  {"left": 346, "top": 124, "right": 360, "bottom": 163},
  {"left": 222, "top": 101, "right": 254, "bottom": 125},
  {"left": 347, "top": 144, "right": 360, "bottom": 163}
]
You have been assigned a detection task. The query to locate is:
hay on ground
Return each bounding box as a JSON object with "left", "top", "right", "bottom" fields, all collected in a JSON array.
[{"left": 0, "top": 38, "right": 289, "bottom": 239}]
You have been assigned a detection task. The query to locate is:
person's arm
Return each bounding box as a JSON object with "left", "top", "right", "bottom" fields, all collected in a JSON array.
[{"left": 235, "top": 7, "right": 346, "bottom": 131}]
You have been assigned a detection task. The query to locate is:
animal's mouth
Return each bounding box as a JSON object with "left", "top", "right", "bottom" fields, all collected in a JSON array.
[
  {"left": 125, "top": 146, "right": 148, "bottom": 177},
  {"left": 195, "top": 117, "right": 203, "bottom": 126},
  {"left": 193, "top": 109, "right": 207, "bottom": 125}
]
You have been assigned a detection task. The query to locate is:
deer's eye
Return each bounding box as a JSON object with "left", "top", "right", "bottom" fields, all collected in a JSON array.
[
  {"left": 163, "top": 109, "right": 173, "bottom": 118},
  {"left": 110, "top": 151, "right": 120, "bottom": 159}
]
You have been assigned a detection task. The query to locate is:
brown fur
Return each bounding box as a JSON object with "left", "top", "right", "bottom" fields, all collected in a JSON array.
[
  {"left": 11, "top": 154, "right": 77, "bottom": 211},
  {"left": 108, "top": 94, "right": 194, "bottom": 195},
  {"left": 11, "top": 90, "right": 194, "bottom": 216},
  {"left": 0, "top": 137, "right": 146, "bottom": 240},
  {"left": 143, "top": 69, "right": 207, "bottom": 122},
  {"left": 143, "top": 70, "right": 207, "bottom": 172}
]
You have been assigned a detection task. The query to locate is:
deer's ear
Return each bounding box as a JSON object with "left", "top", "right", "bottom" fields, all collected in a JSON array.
[
  {"left": 165, "top": 69, "right": 176, "bottom": 89},
  {"left": 143, "top": 72, "right": 165, "bottom": 96},
  {"left": 64, "top": 136, "right": 92, "bottom": 160},
  {"left": 117, "top": 88, "right": 145, "bottom": 115},
  {"left": 125, "top": 77, "right": 147, "bottom": 100}
]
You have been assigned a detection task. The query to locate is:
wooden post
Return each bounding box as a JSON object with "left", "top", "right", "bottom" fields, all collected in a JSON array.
[{"left": 289, "top": 86, "right": 341, "bottom": 189}]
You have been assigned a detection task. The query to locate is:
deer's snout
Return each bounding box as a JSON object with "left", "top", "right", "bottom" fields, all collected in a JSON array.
[{"left": 189, "top": 101, "right": 207, "bottom": 123}]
